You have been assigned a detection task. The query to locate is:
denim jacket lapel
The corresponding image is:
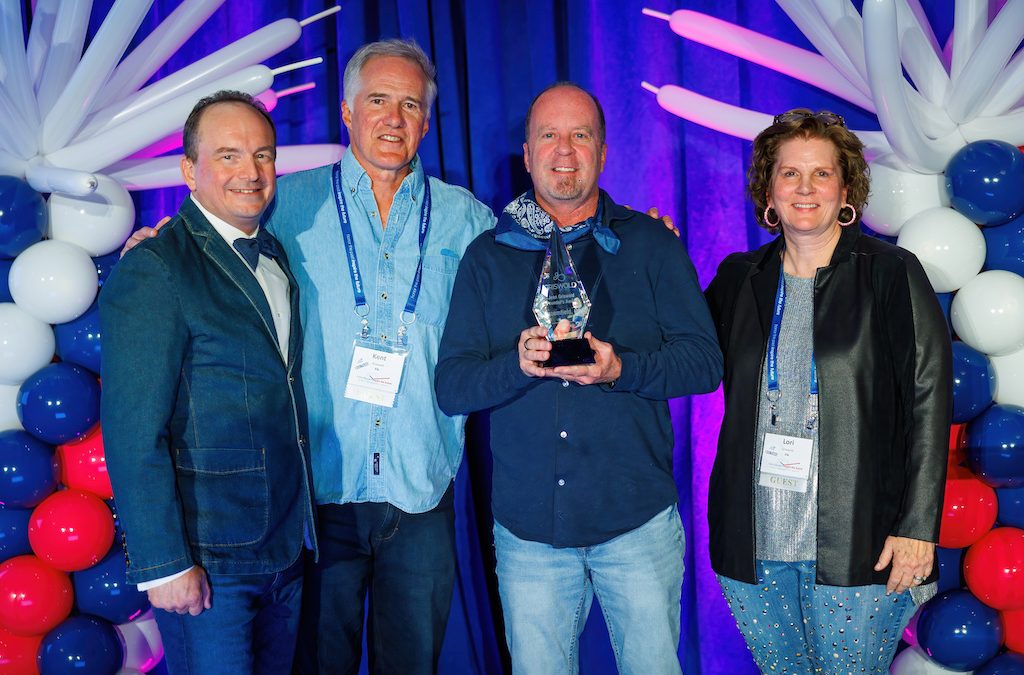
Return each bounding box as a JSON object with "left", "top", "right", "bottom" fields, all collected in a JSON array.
[{"left": 178, "top": 199, "right": 282, "bottom": 361}]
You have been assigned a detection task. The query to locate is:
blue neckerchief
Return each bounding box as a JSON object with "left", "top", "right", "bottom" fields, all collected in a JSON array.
[{"left": 495, "top": 190, "right": 620, "bottom": 254}]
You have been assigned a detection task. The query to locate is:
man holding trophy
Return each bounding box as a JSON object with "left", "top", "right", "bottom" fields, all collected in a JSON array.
[{"left": 435, "top": 83, "right": 723, "bottom": 673}]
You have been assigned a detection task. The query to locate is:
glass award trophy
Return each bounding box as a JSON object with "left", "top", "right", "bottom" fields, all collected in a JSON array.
[{"left": 533, "top": 223, "right": 596, "bottom": 367}]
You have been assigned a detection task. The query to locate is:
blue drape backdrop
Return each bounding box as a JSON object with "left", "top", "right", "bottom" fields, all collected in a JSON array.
[{"left": 78, "top": 0, "right": 957, "bottom": 671}]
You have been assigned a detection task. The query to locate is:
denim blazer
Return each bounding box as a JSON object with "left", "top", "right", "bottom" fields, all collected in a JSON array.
[{"left": 100, "top": 198, "right": 317, "bottom": 584}]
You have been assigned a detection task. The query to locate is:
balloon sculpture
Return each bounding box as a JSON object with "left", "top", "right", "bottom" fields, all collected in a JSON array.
[
  {"left": 0, "top": 2, "right": 343, "bottom": 671},
  {"left": 643, "top": 1, "right": 1024, "bottom": 672}
]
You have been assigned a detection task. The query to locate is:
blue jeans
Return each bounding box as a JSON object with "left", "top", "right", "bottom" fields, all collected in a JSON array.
[
  {"left": 295, "top": 485, "right": 456, "bottom": 675},
  {"left": 717, "top": 560, "right": 916, "bottom": 674},
  {"left": 493, "top": 504, "right": 685, "bottom": 675},
  {"left": 153, "top": 557, "right": 303, "bottom": 674}
]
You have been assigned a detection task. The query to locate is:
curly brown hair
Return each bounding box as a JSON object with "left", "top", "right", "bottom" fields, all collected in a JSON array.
[{"left": 747, "top": 109, "right": 870, "bottom": 234}]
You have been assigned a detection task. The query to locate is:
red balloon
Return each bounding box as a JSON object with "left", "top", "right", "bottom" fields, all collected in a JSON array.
[
  {"left": 0, "top": 626, "right": 41, "bottom": 674},
  {"left": 940, "top": 474, "right": 998, "bottom": 548},
  {"left": 0, "top": 555, "right": 72, "bottom": 636},
  {"left": 965, "top": 527, "right": 1024, "bottom": 610},
  {"left": 56, "top": 426, "right": 112, "bottom": 499},
  {"left": 28, "top": 489, "right": 114, "bottom": 572},
  {"left": 1005, "top": 607, "right": 1024, "bottom": 653}
]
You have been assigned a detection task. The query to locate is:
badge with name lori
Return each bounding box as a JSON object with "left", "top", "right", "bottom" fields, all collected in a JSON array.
[
  {"left": 758, "top": 432, "right": 812, "bottom": 493},
  {"left": 344, "top": 342, "right": 408, "bottom": 408}
]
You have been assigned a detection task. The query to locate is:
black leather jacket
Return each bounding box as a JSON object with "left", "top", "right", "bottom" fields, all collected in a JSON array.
[{"left": 704, "top": 226, "right": 951, "bottom": 586}]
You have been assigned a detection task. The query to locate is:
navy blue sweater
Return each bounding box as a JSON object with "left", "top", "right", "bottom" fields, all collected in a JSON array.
[{"left": 435, "top": 193, "right": 723, "bottom": 547}]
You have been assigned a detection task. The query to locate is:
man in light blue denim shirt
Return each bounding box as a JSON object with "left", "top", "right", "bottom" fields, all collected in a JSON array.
[{"left": 263, "top": 40, "right": 495, "bottom": 674}]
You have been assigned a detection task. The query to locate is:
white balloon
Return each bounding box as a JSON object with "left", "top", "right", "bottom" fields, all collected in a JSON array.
[
  {"left": 25, "top": 0, "right": 60, "bottom": 85},
  {"left": 38, "top": 0, "right": 155, "bottom": 154},
  {"left": 33, "top": 0, "right": 94, "bottom": 116},
  {"left": 862, "top": 0, "right": 960, "bottom": 173},
  {"left": 109, "top": 144, "right": 346, "bottom": 191},
  {"left": 0, "top": 1, "right": 40, "bottom": 133},
  {"left": 889, "top": 644, "right": 971, "bottom": 674},
  {"left": 898, "top": 207, "right": 985, "bottom": 292},
  {"left": 952, "top": 270, "right": 1024, "bottom": 356},
  {"left": 0, "top": 383, "right": 24, "bottom": 431},
  {"left": 25, "top": 163, "right": 98, "bottom": 197},
  {"left": 94, "top": 0, "right": 228, "bottom": 109},
  {"left": 950, "top": 0, "right": 988, "bottom": 81},
  {"left": 0, "top": 303, "right": 55, "bottom": 386},
  {"left": 981, "top": 50, "right": 1024, "bottom": 117},
  {"left": 650, "top": 9, "right": 875, "bottom": 111},
  {"left": 49, "top": 174, "right": 135, "bottom": 256},
  {"left": 895, "top": 0, "right": 947, "bottom": 105},
  {"left": 946, "top": 0, "right": 1024, "bottom": 123},
  {"left": 9, "top": 240, "right": 97, "bottom": 324},
  {"left": 116, "top": 610, "right": 164, "bottom": 671},
  {"left": 991, "top": 345, "right": 1024, "bottom": 407},
  {"left": 961, "top": 108, "right": 1024, "bottom": 147},
  {"left": 46, "top": 66, "right": 274, "bottom": 173},
  {"left": 0, "top": 150, "right": 27, "bottom": 179},
  {"left": 774, "top": 0, "right": 870, "bottom": 97},
  {"left": 862, "top": 155, "right": 949, "bottom": 236},
  {"left": 644, "top": 83, "right": 894, "bottom": 160},
  {"left": 78, "top": 19, "right": 300, "bottom": 142}
]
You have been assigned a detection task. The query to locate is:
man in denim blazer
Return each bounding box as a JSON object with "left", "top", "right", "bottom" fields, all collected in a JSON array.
[{"left": 100, "top": 91, "right": 317, "bottom": 673}]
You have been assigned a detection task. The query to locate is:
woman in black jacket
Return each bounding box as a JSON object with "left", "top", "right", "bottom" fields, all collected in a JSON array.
[{"left": 704, "top": 109, "right": 951, "bottom": 674}]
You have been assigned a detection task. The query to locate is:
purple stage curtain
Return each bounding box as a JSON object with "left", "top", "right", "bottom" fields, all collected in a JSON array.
[{"left": 78, "top": 1, "right": 956, "bottom": 672}]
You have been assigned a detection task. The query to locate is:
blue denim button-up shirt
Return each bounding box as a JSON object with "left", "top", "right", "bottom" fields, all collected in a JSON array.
[{"left": 264, "top": 151, "right": 495, "bottom": 513}]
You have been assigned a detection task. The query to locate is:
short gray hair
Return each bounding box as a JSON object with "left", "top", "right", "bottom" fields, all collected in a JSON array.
[{"left": 343, "top": 39, "right": 437, "bottom": 117}]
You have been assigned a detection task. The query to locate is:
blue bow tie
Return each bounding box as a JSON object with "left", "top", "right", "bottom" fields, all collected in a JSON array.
[{"left": 232, "top": 229, "right": 281, "bottom": 271}]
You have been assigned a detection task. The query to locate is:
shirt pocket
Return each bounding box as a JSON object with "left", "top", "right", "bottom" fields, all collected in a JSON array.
[
  {"left": 174, "top": 447, "right": 270, "bottom": 548},
  {"left": 415, "top": 253, "right": 460, "bottom": 327}
]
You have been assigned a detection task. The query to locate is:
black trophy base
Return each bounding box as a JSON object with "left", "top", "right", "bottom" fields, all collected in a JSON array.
[{"left": 544, "top": 338, "right": 595, "bottom": 367}]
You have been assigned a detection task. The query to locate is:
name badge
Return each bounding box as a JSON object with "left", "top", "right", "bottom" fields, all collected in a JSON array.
[
  {"left": 344, "top": 343, "right": 408, "bottom": 407},
  {"left": 758, "top": 432, "right": 813, "bottom": 493}
]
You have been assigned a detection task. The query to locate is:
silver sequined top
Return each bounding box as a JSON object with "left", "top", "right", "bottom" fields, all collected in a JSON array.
[{"left": 754, "top": 273, "right": 818, "bottom": 561}]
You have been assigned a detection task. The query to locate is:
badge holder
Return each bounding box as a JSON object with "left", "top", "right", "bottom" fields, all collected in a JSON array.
[{"left": 343, "top": 310, "right": 413, "bottom": 408}]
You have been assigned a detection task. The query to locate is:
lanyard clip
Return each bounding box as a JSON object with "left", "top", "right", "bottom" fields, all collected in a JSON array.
[{"left": 805, "top": 393, "right": 819, "bottom": 431}]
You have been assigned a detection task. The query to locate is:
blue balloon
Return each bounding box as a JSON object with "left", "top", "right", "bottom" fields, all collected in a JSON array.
[
  {"left": 54, "top": 301, "right": 102, "bottom": 374},
  {"left": 37, "top": 614, "right": 123, "bottom": 675},
  {"left": 0, "top": 507, "right": 32, "bottom": 559},
  {"left": 105, "top": 499, "right": 124, "bottom": 535},
  {"left": 968, "top": 404, "right": 1024, "bottom": 488},
  {"left": 0, "top": 430, "right": 58, "bottom": 508},
  {"left": 17, "top": 362, "right": 100, "bottom": 445},
  {"left": 996, "top": 485, "right": 1024, "bottom": 529},
  {"left": 917, "top": 590, "right": 1003, "bottom": 670},
  {"left": 984, "top": 211, "right": 1024, "bottom": 277},
  {"left": 946, "top": 140, "right": 1024, "bottom": 226},
  {"left": 937, "top": 546, "right": 965, "bottom": 593},
  {"left": 92, "top": 251, "right": 119, "bottom": 289},
  {"left": 0, "top": 258, "right": 13, "bottom": 302},
  {"left": 72, "top": 547, "right": 150, "bottom": 624},
  {"left": 952, "top": 342, "right": 997, "bottom": 423},
  {"left": 977, "top": 652, "right": 1024, "bottom": 675},
  {"left": 0, "top": 176, "right": 46, "bottom": 259}
]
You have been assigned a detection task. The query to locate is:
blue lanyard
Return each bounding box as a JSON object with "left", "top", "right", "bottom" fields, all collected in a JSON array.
[
  {"left": 766, "top": 268, "right": 818, "bottom": 429},
  {"left": 331, "top": 163, "right": 432, "bottom": 345}
]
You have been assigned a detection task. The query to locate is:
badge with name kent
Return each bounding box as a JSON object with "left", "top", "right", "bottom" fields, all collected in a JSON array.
[
  {"left": 758, "top": 432, "right": 813, "bottom": 493},
  {"left": 344, "top": 342, "right": 408, "bottom": 408}
]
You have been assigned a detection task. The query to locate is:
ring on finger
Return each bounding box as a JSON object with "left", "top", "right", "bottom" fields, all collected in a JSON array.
[{"left": 913, "top": 575, "right": 926, "bottom": 583}]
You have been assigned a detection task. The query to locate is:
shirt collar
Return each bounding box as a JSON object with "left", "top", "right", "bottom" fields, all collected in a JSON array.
[
  {"left": 495, "top": 190, "right": 620, "bottom": 254},
  {"left": 339, "top": 150, "right": 424, "bottom": 198},
  {"left": 190, "top": 194, "right": 259, "bottom": 245}
]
